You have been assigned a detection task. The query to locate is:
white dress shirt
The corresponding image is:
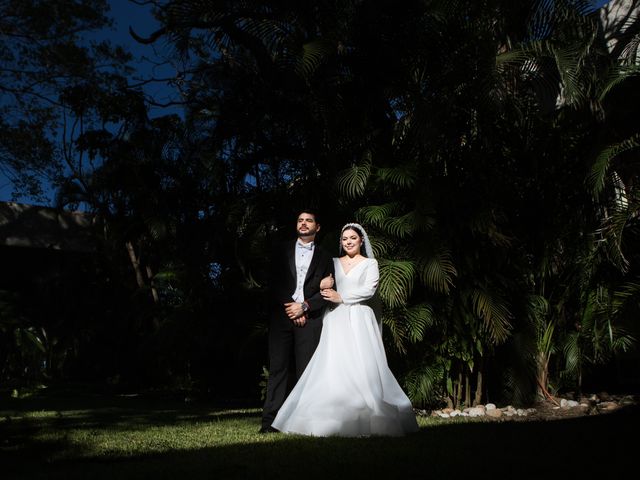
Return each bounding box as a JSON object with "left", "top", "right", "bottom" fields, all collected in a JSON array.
[{"left": 292, "top": 239, "right": 314, "bottom": 302}]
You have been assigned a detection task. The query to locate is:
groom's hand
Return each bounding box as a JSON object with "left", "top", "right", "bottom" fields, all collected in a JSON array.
[
  {"left": 284, "top": 302, "right": 304, "bottom": 319},
  {"left": 293, "top": 314, "right": 307, "bottom": 327}
]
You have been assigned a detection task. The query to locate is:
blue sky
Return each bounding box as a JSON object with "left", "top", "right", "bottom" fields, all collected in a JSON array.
[
  {"left": 0, "top": 1, "right": 181, "bottom": 205},
  {"left": 0, "top": 0, "right": 614, "bottom": 205},
  {"left": 100, "top": 1, "right": 182, "bottom": 117}
]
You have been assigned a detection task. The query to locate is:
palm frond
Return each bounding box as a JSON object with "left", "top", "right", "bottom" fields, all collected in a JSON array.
[
  {"left": 382, "top": 311, "right": 408, "bottom": 354},
  {"left": 336, "top": 158, "right": 371, "bottom": 199},
  {"left": 403, "top": 303, "right": 436, "bottom": 343},
  {"left": 296, "top": 38, "right": 336, "bottom": 79},
  {"left": 589, "top": 134, "right": 640, "bottom": 198},
  {"left": 382, "top": 211, "right": 420, "bottom": 238},
  {"left": 471, "top": 288, "right": 513, "bottom": 344},
  {"left": 418, "top": 250, "right": 457, "bottom": 294},
  {"left": 537, "top": 319, "right": 556, "bottom": 358},
  {"left": 562, "top": 330, "right": 581, "bottom": 375},
  {"left": 618, "top": 31, "right": 640, "bottom": 65},
  {"left": 526, "top": 294, "right": 549, "bottom": 324},
  {"left": 610, "top": 328, "right": 636, "bottom": 353},
  {"left": 378, "top": 259, "right": 416, "bottom": 308},
  {"left": 610, "top": 281, "right": 640, "bottom": 316},
  {"left": 376, "top": 165, "right": 416, "bottom": 190},
  {"left": 552, "top": 40, "right": 592, "bottom": 106},
  {"left": 367, "top": 234, "right": 396, "bottom": 258},
  {"left": 599, "top": 65, "right": 640, "bottom": 101},
  {"left": 404, "top": 362, "right": 445, "bottom": 406},
  {"left": 595, "top": 189, "right": 638, "bottom": 272},
  {"left": 357, "top": 202, "right": 402, "bottom": 229}
]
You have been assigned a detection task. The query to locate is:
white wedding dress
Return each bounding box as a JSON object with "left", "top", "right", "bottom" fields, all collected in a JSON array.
[{"left": 271, "top": 258, "right": 419, "bottom": 437}]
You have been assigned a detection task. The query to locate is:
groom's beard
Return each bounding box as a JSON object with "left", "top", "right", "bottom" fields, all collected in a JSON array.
[{"left": 297, "top": 228, "right": 317, "bottom": 239}]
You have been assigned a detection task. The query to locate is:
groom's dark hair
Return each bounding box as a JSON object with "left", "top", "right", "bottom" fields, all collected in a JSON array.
[{"left": 297, "top": 208, "right": 320, "bottom": 225}]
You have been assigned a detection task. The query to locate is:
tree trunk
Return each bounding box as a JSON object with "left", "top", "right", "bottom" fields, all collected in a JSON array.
[
  {"left": 536, "top": 354, "right": 559, "bottom": 405},
  {"left": 464, "top": 374, "right": 471, "bottom": 408},
  {"left": 474, "top": 370, "right": 483, "bottom": 406},
  {"left": 145, "top": 265, "right": 159, "bottom": 303},
  {"left": 456, "top": 372, "right": 463, "bottom": 409},
  {"left": 125, "top": 241, "right": 146, "bottom": 289}
]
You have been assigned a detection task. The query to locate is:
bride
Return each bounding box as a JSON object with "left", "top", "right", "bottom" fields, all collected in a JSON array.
[{"left": 271, "top": 223, "right": 419, "bottom": 437}]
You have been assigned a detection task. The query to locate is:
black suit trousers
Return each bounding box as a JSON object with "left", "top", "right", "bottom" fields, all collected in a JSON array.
[{"left": 261, "top": 309, "right": 323, "bottom": 429}]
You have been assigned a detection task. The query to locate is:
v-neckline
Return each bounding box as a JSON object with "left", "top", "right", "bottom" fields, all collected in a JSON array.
[{"left": 338, "top": 257, "right": 367, "bottom": 276}]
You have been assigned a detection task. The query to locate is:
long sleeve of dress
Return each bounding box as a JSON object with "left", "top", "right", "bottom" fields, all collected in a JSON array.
[{"left": 340, "top": 259, "right": 379, "bottom": 305}]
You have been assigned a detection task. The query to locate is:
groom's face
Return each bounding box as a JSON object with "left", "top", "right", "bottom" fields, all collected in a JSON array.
[{"left": 297, "top": 212, "right": 320, "bottom": 240}]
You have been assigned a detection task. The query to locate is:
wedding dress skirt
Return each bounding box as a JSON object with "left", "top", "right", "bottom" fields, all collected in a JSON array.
[{"left": 272, "top": 258, "right": 419, "bottom": 437}]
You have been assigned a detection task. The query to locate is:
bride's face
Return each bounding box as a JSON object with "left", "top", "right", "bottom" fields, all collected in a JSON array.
[{"left": 341, "top": 229, "right": 362, "bottom": 256}]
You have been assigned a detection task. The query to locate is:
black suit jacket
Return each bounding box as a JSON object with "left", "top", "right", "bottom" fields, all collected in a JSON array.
[{"left": 270, "top": 240, "right": 335, "bottom": 319}]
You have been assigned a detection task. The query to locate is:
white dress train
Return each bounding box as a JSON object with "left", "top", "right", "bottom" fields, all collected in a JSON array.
[{"left": 271, "top": 258, "right": 419, "bottom": 437}]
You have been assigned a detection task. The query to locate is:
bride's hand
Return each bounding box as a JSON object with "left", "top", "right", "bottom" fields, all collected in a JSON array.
[
  {"left": 321, "top": 288, "right": 342, "bottom": 304},
  {"left": 320, "top": 273, "right": 334, "bottom": 290}
]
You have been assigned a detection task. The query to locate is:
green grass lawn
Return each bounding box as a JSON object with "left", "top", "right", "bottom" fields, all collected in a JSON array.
[{"left": 1, "top": 388, "right": 637, "bottom": 479}]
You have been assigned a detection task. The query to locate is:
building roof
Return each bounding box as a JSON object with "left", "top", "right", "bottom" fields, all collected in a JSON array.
[{"left": 0, "top": 201, "right": 95, "bottom": 252}]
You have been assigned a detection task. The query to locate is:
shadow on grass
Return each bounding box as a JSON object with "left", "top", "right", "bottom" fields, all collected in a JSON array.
[
  {"left": 2, "top": 403, "right": 637, "bottom": 480},
  {"left": 0, "top": 388, "right": 261, "bottom": 433}
]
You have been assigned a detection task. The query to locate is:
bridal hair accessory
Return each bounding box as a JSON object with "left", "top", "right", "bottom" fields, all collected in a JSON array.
[{"left": 340, "top": 223, "right": 375, "bottom": 259}]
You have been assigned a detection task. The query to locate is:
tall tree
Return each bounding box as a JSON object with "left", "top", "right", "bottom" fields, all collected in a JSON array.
[{"left": 0, "top": 0, "right": 132, "bottom": 200}]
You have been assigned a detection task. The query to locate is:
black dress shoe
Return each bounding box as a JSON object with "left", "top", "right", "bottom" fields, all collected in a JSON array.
[{"left": 259, "top": 426, "right": 279, "bottom": 434}]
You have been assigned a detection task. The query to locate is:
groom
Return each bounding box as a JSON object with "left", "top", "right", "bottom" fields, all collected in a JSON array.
[{"left": 260, "top": 210, "right": 335, "bottom": 433}]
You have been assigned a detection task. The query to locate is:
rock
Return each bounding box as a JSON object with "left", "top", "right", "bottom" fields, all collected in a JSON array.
[
  {"left": 450, "top": 410, "right": 462, "bottom": 417},
  {"left": 486, "top": 408, "right": 503, "bottom": 418},
  {"left": 598, "top": 391, "right": 612, "bottom": 402},
  {"left": 560, "top": 398, "right": 580, "bottom": 408},
  {"left": 437, "top": 412, "right": 451, "bottom": 418},
  {"left": 485, "top": 403, "right": 497, "bottom": 410},
  {"left": 516, "top": 409, "right": 525, "bottom": 416},
  {"left": 442, "top": 407, "right": 454, "bottom": 414},
  {"left": 598, "top": 401, "right": 618, "bottom": 411},
  {"left": 620, "top": 395, "right": 636, "bottom": 406},
  {"left": 467, "top": 406, "right": 486, "bottom": 417}
]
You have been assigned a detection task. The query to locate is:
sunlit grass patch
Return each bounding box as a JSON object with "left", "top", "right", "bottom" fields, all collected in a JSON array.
[{"left": 2, "top": 395, "right": 637, "bottom": 480}]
